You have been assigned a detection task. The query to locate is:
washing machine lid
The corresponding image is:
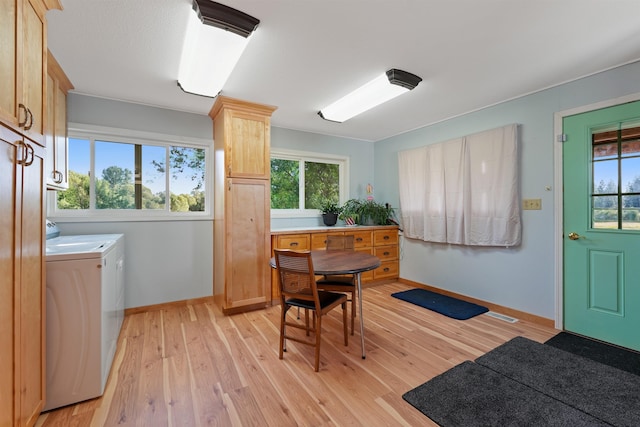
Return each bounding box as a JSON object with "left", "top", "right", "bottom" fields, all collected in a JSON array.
[{"left": 46, "top": 234, "right": 123, "bottom": 261}]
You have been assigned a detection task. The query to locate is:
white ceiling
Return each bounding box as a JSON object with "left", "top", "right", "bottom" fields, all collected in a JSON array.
[{"left": 47, "top": 0, "right": 640, "bottom": 142}]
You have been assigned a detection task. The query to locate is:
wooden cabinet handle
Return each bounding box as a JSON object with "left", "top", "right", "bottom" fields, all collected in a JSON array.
[
  {"left": 15, "top": 141, "right": 33, "bottom": 166},
  {"left": 383, "top": 235, "right": 390, "bottom": 240},
  {"left": 18, "top": 104, "right": 28, "bottom": 128},
  {"left": 383, "top": 251, "right": 390, "bottom": 256},
  {"left": 290, "top": 242, "right": 298, "bottom": 247},
  {"left": 356, "top": 237, "right": 363, "bottom": 242},
  {"left": 383, "top": 267, "right": 389, "bottom": 272},
  {"left": 24, "top": 107, "right": 33, "bottom": 130},
  {"left": 23, "top": 143, "right": 34, "bottom": 166}
]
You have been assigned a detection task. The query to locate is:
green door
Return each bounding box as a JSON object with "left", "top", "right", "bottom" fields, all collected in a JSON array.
[{"left": 563, "top": 100, "right": 640, "bottom": 351}]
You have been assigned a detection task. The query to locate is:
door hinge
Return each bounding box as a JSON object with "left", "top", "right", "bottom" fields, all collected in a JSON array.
[{"left": 557, "top": 134, "right": 567, "bottom": 142}]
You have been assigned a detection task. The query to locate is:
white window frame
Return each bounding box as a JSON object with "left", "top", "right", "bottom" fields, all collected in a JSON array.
[
  {"left": 47, "top": 123, "right": 213, "bottom": 222},
  {"left": 270, "top": 148, "right": 349, "bottom": 218}
]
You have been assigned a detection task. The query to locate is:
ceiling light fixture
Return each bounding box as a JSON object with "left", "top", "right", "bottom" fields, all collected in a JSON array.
[
  {"left": 178, "top": 0, "right": 259, "bottom": 97},
  {"left": 318, "top": 69, "right": 422, "bottom": 123}
]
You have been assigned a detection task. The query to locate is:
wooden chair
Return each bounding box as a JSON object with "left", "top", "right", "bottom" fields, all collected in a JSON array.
[
  {"left": 274, "top": 249, "right": 348, "bottom": 372},
  {"left": 316, "top": 235, "right": 358, "bottom": 335}
]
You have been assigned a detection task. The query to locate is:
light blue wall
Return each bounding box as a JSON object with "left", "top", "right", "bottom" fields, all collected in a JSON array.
[
  {"left": 56, "top": 61, "right": 640, "bottom": 316},
  {"left": 374, "top": 60, "right": 640, "bottom": 319},
  {"left": 55, "top": 94, "right": 374, "bottom": 308},
  {"left": 54, "top": 94, "right": 215, "bottom": 309}
]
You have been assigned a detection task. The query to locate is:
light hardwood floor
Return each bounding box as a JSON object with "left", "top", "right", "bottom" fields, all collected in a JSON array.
[{"left": 36, "top": 282, "right": 558, "bottom": 426}]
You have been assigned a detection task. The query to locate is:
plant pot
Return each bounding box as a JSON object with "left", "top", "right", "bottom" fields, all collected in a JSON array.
[{"left": 322, "top": 213, "right": 338, "bottom": 226}]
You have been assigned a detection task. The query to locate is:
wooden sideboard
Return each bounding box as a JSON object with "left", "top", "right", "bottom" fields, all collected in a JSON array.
[{"left": 271, "top": 225, "right": 399, "bottom": 299}]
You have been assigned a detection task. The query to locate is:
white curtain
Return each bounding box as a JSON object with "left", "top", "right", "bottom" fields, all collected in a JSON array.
[{"left": 398, "top": 124, "right": 521, "bottom": 247}]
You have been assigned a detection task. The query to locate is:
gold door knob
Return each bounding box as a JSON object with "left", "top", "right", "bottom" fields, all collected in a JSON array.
[{"left": 568, "top": 232, "right": 582, "bottom": 240}]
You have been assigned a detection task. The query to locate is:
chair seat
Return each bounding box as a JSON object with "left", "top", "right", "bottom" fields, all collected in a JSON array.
[{"left": 286, "top": 290, "right": 346, "bottom": 310}]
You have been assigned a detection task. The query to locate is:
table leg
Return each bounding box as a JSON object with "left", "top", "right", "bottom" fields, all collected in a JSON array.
[{"left": 356, "top": 272, "right": 365, "bottom": 359}]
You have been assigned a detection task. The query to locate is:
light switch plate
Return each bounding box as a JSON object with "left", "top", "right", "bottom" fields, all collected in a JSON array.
[{"left": 523, "top": 199, "right": 542, "bottom": 210}]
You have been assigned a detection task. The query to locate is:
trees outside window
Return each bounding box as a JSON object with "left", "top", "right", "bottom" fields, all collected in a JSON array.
[
  {"left": 56, "top": 136, "right": 208, "bottom": 215},
  {"left": 270, "top": 150, "right": 346, "bottom": 214}
]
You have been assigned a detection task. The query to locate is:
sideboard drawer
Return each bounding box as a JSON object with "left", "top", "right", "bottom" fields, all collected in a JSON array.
[
  {"left": 374, "top": 229, "right": 398, "bottom": 246},
  {"left": 276, "top": 234, "right": 310, "bottom": 250},
  {"left": 374, "top": 245, "right": 398, "bottom": 262},
  {"left": 374, "top": 260, "right": 399, "bottom": 280},
  {"left": 311, "top": 232, "right": 345, "bottom": 250},
  {"left": 348, "top": 230, "right": 373, "bottom": 248}
]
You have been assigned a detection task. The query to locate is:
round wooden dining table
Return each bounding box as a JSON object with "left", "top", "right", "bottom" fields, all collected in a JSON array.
[{"left": 271, "top": 250, "right": 380, "bottom": 359}]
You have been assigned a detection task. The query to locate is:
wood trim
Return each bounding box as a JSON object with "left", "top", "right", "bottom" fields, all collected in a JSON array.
[
  {"left": 271, "top": 224, "right": 399, "bottom": 236},
  {"left": 209, "top": 95, "right": 277, "bottom": 120},
  {"left": 42, "top": 0, "right": 63, "bottom": 11},
  {"left": 47, "top": 50, "right": 73, "bottom": 93},
  {"left": 398, "top": 277, "right": 555, "bottom": 328},
  {"left": 124, "top": 295, "right": 216, "bottom": 316}
]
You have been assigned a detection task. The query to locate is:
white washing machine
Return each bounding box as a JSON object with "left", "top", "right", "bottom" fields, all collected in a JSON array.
[{"left": 44, "top": 223, "right": 125, "bottom": 411}]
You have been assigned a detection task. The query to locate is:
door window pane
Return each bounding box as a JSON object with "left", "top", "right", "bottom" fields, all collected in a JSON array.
[
  {"left": 591, "top": 123, "right": 640, "bottom": 230},
  {"left": 593, "top": 160, "right": 617, "bottom": 194}
]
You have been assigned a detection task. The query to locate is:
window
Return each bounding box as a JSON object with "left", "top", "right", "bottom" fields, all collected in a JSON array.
[
  {"left": 592, "top": 124, "right": 640, "bottom": 230},
  {"left": 270, "top": 149, "right": 348, "bottom": 216},
  {"left": 52, "top": 125, "right": 210, "bottom": 219}
]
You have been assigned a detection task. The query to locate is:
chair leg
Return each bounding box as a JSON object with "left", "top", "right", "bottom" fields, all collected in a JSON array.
[
  {"left": 350, "top": 290, "right": 356, "bottom": 335},
  {"left": 314, "top": 314, "right": 322, "bottom": 372},
  {"left": 280, "top": 305, "right": 288, "bottom": 358},
  {"left": 342, "top": 301, "right": 348, "bottom": 346},
  {"left": 305, "top": 309, "right": 310, "bottom": 336}
]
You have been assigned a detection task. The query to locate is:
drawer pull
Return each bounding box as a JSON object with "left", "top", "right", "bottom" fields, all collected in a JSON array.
[
  {"left": 383, "top": 235, "right": 390, "bottom": 240},
  {"left": 356, "top": 238, "right": 363, "bottom": 242},
  {"left": 290, "top": 242, "right": 298, "bottom": 247},
  {"left": 383, "top": 251, "right": 390, "bottom": 256},
  {"left": 383, "top": 267, "right": 390, "bottom": 272}
]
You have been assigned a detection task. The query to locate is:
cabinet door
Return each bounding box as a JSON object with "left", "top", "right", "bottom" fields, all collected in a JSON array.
[
  {"left": 225, "top": 179, "right": 270, "bottom": 309},
  {"left": 227, "top": 110, "right": 270, "bottom": 178},
  {"left": 53, "top": 84, "right": 68, "bottom": 187},
  {"left": 0, "top": 0, "right": 18, "bottom": 126},
  {"left": 18, "top": 139, "right": 45, "bottom": 426},
  {"left": 45, "top": 75, "right": 69, "bottom": 189},
  {"left": 0, "top": 132, "right": 18, "bottom": 427},
  {"left": 45, "top": 73, "right": 55, "bottom": 186},
  {"left": 21, "top": 0, "right": 46, "bottom": 145}
]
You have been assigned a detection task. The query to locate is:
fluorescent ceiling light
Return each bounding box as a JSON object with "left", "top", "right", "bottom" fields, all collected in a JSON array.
[
  {"left": 178, "top": 0, "right": 259, "bottom": 97},
  {"left": 318, "top": 69, "right": 422, "bottom": 123}
]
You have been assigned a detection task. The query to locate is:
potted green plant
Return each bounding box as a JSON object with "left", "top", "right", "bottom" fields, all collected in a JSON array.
[
  {"left": 360, "top": 199, "right": 395, "bottom": 225},
  {"left": 339, "top": 198, "right": 396, "bottom": 226},
  {"left": 338, "top": 198, "right": 362, "bottom": 226},
  {"left": 320, "top": 200, "right": 342, "bottom": 226}
]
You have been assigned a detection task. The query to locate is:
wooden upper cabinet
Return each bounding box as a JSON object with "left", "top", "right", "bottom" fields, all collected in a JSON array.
[
  {"left": 210, "top": 96, "right": 277, "bottom": 179},
  {"left": 45, "top": 50, "right": 73, "bottom": 190},
  {"left": 0, "top": 0, "right": 18, "bottom": 126},
  {"left": 0, "top": 0, "right": 62, "bottom": 146}
]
